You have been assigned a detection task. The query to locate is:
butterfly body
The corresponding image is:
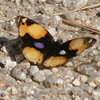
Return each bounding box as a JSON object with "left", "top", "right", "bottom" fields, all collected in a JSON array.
[{"left": 16, "top": 16, "right": 96, "bottom": 67}]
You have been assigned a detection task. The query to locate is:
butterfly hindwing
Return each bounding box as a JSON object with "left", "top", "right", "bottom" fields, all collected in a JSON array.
[
  {"left": 43, "top": 37, "right": 96, "bottom": 67},
  {"left": 16, "top": 16, "right": 96, "bottom": 67}
]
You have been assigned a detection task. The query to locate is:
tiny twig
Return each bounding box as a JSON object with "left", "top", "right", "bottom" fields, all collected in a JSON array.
[
  {"left": 62, "top": 18, "right": 100, "bottom": 35},
  {"left": 74, "top": 3, "right": 100, "bottom": 11}
]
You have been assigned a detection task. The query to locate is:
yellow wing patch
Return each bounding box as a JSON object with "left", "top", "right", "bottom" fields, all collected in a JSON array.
[
  {"left": 19, "top": 18, "right": 47, "bottom": 39},
  {"left": 23, "top": 47, "right": 43, "bottom": 64},
  {"left": 69, "top": 38, "right": 94, "bottom": 55},
  {"left": 69, "top": 38, "right": 84, "bottom": 50},
  {"left": 76, "top": 44, "right": 87, "bottom": 54},
  {"left": 43, "top": 56, "right": 66, "bottom": 67}
]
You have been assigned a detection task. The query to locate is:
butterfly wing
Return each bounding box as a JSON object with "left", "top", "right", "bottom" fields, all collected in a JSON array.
[
  {"left": 16, "top": 16, "right": 55, "bottom": 64},
  {"left": 43, "top": 37, "right": 96, "bottom": 67}
]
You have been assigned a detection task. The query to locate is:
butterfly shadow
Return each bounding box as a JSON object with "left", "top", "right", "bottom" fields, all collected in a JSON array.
[
  {"left": 0, "top": 37, "right": 49, "bottom": 70},
  {"left": 0, "top": 37, "right": 23, "bottom": 61}
]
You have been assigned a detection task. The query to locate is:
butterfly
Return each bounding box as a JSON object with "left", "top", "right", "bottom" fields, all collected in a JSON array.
[{"left": 16, "top": 16, "right": 96, "bottom": 68}]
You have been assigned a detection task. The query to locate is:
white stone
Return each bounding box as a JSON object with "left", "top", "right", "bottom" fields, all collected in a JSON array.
[
  {"left": 5, "top": 57, "right": 17, "bottom": 68},
  {"left": 97, "top": 62, "right": 100, "bottom": 67},
  {"left": 84, "top": 98, "right": 89, "bottom": 100},
  {"left": 92, "top": 50, "right": 98, "bottom": 55},
  {"left": 55, "top": 16, "right": 61, "bottom": 21},
  {"left": 51, "top": 68, "right": 59, "bottom": 73},
  {"left": 54, "top": 78, "right": 64, "bottom": 86},
  {"left": 97, "top": 46, "right": 100, "bottom": 51},
  {"left": 16, "top": 0, "right": 21, "bottom": 5},
  {"left": 93, "top": 90, "right": 100, "bottom": 97},
  {"left": 73, "top": 78, "right": 81, "bottom": 86},
  {"left": 65, "top": 61, "right": 73, "bottom": 67},
  {"left": 1, "top": 46, "right": 8, "bottom": 54},
  {"left": 39, "top": 0, "right": 46, "bottom": 2},
  {"left": 11, "top": 87, "right": 18, "bottom": 94},
  {"left": 25, "top": 78, "right": 32, "bottom": 83},
  {"left": 29, "top": 65, "right": 39, "bottom": 75},
  {"left": 19, "top": 72, "right": 26, "bottom": 80},
  {"left": 88, "top": 81, "right": 97, "bottom": 87},
  {"left": 6, "top": 86, "right": 18, "bottom": 95},
  {"left": 74, "top": 95, "right": 81, "bottom": 100},
  {"left": 33, "top": 71, "right": 46, "bottom": 82},
  {"left": 80, "top": 75, "right": 88, "bottom": 82}
]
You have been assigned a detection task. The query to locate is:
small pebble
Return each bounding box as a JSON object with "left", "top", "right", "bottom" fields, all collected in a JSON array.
[
  {"left": 6, "top": 9, "right": 16, "bottom": 19},
  {"left": 84, "top": 98, "right": 89, "bottom": 100},
  {"left": 15, "top": 54, "right": 24, "bottom": 62},
  {"left": 1, "top": 46, "right": 8, "bottom": 54},
  {"left": 88, "top": 81, "right": 97, "bottom": 88},
  {"left": 0, "top": 81, "right": 5, "bottom": 88},
  {"left": 43, "top": 75, "right": 54, "bottom": 88},
  {"left": 39, "top": 0, "right": 46, "bottom": 2},
  {"left": 43, "top": 69, "right": 52, "bottom": 76},
  {"left": 74, "top": 95, "right": 81, "bottom": 100},
  {"left": 55, "top": 0, "right": 62, "bottom": 3},
  {"left": 65, "top": 61, "right": 73, "bottom": 67},
  {"left": 33, "top": 71, "right": 45, "bottom": 82},
  {"left": 16, "top": 0, "right": 21, "bottom": 5},
  {"left": 11, "top": 87, "right": 18, "bottom": 95},
  {"left": 62, "top": 0, "right": 70, "bottom": 7},
  {"left": 93, "top": 89, "right": 100, "bottom": 98},
  {"left": 58, "top": 87, "right": 71, "bottom": 95},
  {"left": 19, "top": 98, "right": 26, "bottom": 100},
  {"left": 64, "top": 10, "right": 75, "bottom": 21},
  {"left": 18, "top": 72, "right": 26, "bottom": 80},
  {"left": 92, "top": 50, "right": 99, "bottom": 55},
  {"left": 73, "top": 78, "right": 81, "bottom": 86},
  {"left": 33, "top": 70, "right": 52, "bottom": 82},
  {"left": 11, "top": 67, "right": 26, "bottom": 81},
  {"left": 5, "top": 57, "right": 17, "bottom": 68},
  {"left": 94, "top": 55, "right": 100, "bottom": 62},
  {"left": 28, "top": 65, "right": 39, "bottom": 75},
  {"left": 54, "top": 78, "right": 64, "bottom": 86},
  {"left": 96, "top": 62, "right": 100, "bottom": 67},
  {"left": 25, "top": 78, "right": 32, "bottom": 83},
  {"left": 80, "top": 75, "right": 88, "bottom": 83},
  {"left": 6, "top": 86, "right": 18, "bottom": 95},
  {"left": 51, "top": 67, "right": 59, "bottom": 73},
  {"left": 20, "top": 60, "right": 30, "bottom": 69},
  {"left": 97, "top": 46, "right": 100, "bottom": 51},
  {"left": 75, "top": 64, "right": 97, "bottom": 75},
  {"left": 55, "top": 16, "right": 61, "bottom": 21}
]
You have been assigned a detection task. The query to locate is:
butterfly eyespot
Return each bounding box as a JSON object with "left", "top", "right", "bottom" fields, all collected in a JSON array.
[{"left": 16, "top": 16, "right": 96, "bottom": 67}]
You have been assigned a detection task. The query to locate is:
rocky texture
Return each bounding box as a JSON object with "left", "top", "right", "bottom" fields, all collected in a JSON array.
[{"left": 0, "top": 0, "right": 100, "bottom": 100}]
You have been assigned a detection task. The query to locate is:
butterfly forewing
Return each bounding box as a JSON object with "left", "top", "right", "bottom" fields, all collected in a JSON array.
[{"left": 16, "top": 16, "right": 55, "bottom": 64}]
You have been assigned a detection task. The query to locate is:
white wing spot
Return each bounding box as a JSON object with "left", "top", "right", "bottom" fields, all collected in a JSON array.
[{"left": 59, "top": 50, "right": 66, "bottom": 55}]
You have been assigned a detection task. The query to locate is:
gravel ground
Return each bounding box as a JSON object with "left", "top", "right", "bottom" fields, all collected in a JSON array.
[{"left": 0, "top": 0, "right": 100, "bottom": 100}]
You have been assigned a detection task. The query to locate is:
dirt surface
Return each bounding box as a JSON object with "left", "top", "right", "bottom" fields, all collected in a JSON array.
[{"left": 0, "top": 0, "right": 100, "bottom": 100}]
